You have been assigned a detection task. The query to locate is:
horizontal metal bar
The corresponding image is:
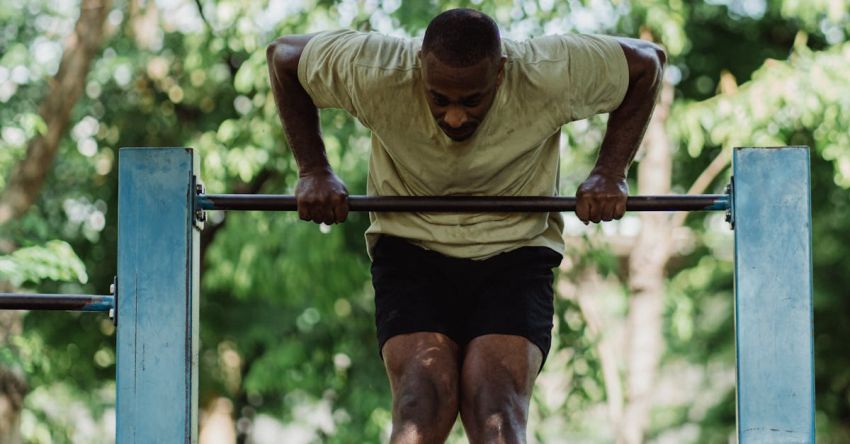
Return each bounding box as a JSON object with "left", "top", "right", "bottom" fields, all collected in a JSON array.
[
  {"left": 197, "top": 194, "right": 730, "bottom": 213},
  {"left": 0, "top": 293, "right": 114, "bottom": 312}
]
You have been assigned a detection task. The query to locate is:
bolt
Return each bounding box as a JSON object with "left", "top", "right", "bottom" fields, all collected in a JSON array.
[{"left": 109, "top": 282, "right": 116, "bottom": 294}]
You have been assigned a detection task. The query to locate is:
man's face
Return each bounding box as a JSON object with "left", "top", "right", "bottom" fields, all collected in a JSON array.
[{"left": 420, "top": 51, "right": 505, "bottom": 142}]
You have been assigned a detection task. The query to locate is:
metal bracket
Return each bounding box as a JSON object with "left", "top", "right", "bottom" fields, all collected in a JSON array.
[
  {"left": 193, "top": 177, "right": 206, "bottom": 230},
  {"left": 109, "top": 275, "right": 118, "bottom": 326},
  {"left": 725, "top": 177, "right": 735, "bottom": 230}
]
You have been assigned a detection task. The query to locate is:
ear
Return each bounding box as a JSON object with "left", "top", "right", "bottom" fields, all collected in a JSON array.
[
  {"left": 418, "top": 50, "right": 428, "bottom": 75},
  {"left": 495, "top": 56, "right": 507, "bottom": 86}
]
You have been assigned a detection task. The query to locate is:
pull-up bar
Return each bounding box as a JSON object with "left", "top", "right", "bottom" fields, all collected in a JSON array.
[
  {"left": 0, "top": 293, "right": 114, "bottom": 312},
  {"left": 0, "top": 147, "right": 813, "bottom": 444},
  {"left": 196, "top": 194, "right": 731, "bottom": 213}
]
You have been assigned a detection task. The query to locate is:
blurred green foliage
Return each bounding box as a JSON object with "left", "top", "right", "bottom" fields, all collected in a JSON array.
[{"left": 1, "top": 0, "right": 849, "bottom": 442}]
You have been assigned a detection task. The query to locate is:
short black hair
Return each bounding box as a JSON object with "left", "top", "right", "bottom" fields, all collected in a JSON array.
[{"left": 421, "top": 8, "right": 501, "bottom": 67}]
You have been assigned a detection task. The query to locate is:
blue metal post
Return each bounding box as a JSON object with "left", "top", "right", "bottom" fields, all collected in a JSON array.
[
  {"left": 117, "top": 148, "right": 199, "bottom": 443},
  {"left": 733, "top": 147, "right": 815, "bottom": 443}
]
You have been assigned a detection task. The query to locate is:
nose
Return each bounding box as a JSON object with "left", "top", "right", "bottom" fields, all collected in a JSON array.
[{"left": 443, "top": 106, "right": 468, "bottom": 128}]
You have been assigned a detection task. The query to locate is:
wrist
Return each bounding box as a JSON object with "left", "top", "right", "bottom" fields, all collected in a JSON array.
[
  {"left": 298, "top": 163, "right": 333, "bottom": 178},
  {"left": 590, "top": 165, "right": 627, "bottom": 181}
]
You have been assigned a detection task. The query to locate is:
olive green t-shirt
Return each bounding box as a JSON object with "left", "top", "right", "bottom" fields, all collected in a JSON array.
[{"left": 297, "top": 30, "right": 629, "bottom": 259}]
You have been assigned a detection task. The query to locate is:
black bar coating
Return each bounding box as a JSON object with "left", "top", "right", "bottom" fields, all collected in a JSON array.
[
  {"left": 0, "top": 293, "right": 113, "bottom": 312},
  {"left": 198, "top": 194, "right": 729, "bottom": 212}
]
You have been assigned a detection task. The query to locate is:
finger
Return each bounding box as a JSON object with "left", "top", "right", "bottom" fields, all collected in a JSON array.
[
  {"left": 601, "top": 201, "right": 615, "bottom": 222},
  {"left": 336, "top": 199, "right": 349, "bottom": 223},
  {"left": 614, "top": 199, "right": 627, "bottom": 220},
  {"left": 331, "top": 193, "right": 348, "bottom": 223},
  {"left": 299, "top": 199, "right": 320, "bottom": 224},
  {"left": 330, "top": 203, "right": 343, "bottom": 224},
  {"left": 305, "top": 201, "right": 325, "bottom": 224},
  {"left": 297, "top": 201, "right": 311, "bottom": 221},
  {"left": 318, "top": 206, "right": 335, "bottom": 225},
  {"left": 589, "top": 200, "right": 602, "bottom": 224},
  {"left": 575, "top": 196, "right": 591, "bottom": 225}
]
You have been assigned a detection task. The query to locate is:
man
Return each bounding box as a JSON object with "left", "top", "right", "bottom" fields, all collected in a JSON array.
[{"left": 267, "top": 8, "right": 664, "bottom": 443}]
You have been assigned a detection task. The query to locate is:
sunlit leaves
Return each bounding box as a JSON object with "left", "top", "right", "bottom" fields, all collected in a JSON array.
[
  {"left": 2, "top": 0, "right": 849, "bottom": 441},
  {"left": 0, "top": 240, "right": 88, "bottom": 287},
  {"left": 671, "top": 40, "right": 850, "bottom": 187}
]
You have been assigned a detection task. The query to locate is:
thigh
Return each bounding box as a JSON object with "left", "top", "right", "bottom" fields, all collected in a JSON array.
[
  {"left": 383, "top": 332, "right": 462, "bottom": 387},
  {"left": 463, "top": 247, "right": 560, "bottom": 369},
  {"left": 372, "top": 236, "right": 465, "bottom": 357},
  {"left": 461, "top": 334, "right": 542, "bottom": 394},
  {"left": 459, "top": 334, "right": 541, "bottom": 442}
]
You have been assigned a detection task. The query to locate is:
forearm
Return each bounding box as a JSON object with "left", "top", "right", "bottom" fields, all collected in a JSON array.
[
  {"left": 593, "top": 41, "right": 666, "bottom": 179},
  {"left": 267, "top": 36, "right": 331, "bottom": 176}
]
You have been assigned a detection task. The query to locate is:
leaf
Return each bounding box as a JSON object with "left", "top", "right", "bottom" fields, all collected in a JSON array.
[{"left": 0, "top": 240, "right": 88, "bottom": 287}]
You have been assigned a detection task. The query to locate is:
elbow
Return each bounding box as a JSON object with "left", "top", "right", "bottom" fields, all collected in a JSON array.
[
  {"left": 651, "top": 43, "right": 667, "bottom": 69},
  {"left": 620, "top": 38, "right": 667, "bottom": 92},
  {"left": 266, "top": 37, "right": 300, "bottom": 75},
  {"left": 636, "top": 43, "right": 666, "bottom": 90},
  {"left": 651, "top": 44, "right": 667, "bottom": 83}
]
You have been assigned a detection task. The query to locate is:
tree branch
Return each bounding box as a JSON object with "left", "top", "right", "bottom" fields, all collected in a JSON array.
[
  {"left": 559, "top": 265, "right": 625, "bottom": 426},
  {"left": 0, "top": 0, "right": 112, "bottom": 225},
  {"left": 200, "top": 169, "right": 278, "bottom": 265},
  {"left": 193, "top": 0, "right": 213, "bottom": 33},
  {"left": 670, "top": 147, "right": 732, "bottom": 230}
]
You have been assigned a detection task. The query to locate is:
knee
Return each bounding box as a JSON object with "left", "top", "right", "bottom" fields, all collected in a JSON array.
[
  {"left": 460, "top": 378, "right": 531, "bottom": 441},
  {"left": 392, "top": 373, "right": 459, "bottom": 437},
  {"left": 462, "top": 383, "right": 527, "bottom": 428}
]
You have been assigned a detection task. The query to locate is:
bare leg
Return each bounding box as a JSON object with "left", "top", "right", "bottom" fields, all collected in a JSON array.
[
  {"left": 383, "top": 332, "right": 462, "bottom": 444},
  {"left": 459, "top": 334, "right": 542, "bottom": 444}
]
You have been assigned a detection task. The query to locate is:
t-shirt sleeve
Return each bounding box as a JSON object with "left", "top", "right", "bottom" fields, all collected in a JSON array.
[
  {"left": 539, "top": 34, "right": 629, "bottom": 122},
  {"left": 296, "top": 30, "right": 371, "bottom": 117}
]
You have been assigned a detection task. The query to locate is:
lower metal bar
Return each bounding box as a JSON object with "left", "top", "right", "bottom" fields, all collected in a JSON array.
[
  {"left": 0, "top": 293, "right": 114, "bottom": 312},
  {"left": 197, "top": 194, "right": 730, "bottom": 212}
]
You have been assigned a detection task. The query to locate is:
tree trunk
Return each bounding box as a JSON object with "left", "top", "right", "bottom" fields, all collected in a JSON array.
[
  {"left": 0, "top": 367, "right": 26, "bottom": 444},
  {"left": 618, "top": 79, "right": 674, "bottom": 444},
  {"left": 199, "top": 397, "right": 236, "bottom": 444},
  {"left": 0, "top": 1, "right": 111, "bottom": 441},
  {"left": 0, "top": 0, "right": 112, "bottom": 224}
]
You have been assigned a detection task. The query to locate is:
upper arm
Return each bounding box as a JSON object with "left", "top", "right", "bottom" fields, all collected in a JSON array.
[
  {"left": 539, "top": 34, "right": 632, "bottom": 122},
  {"left": 266, "top": 30, "right": 366, "bottom": 114},
  {"left": 614, "top": 37, "right": 666, "bottom": 90},
  {"left": 267, "top": 34, "right": 317, "bottom": 77},
  {"left": 266, "top": 30, "right": 408, "bottom": 120}
]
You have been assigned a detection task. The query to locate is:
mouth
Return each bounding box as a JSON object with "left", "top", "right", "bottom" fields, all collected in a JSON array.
[{"left": 440, "top": 124, "right": 478, "bottom": 141}]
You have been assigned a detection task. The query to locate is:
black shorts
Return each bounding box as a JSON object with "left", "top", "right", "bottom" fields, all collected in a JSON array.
[{"left": 371, "top": 235, "right": 562, "bottom": 368}]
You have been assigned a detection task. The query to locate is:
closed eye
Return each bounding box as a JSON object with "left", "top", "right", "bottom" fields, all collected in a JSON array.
[
  {"left": 431, "top": 93, "right": 449, "bottom": 106},
  {"left": 462, "top": 94, "right": 483, "bottom": 107}
]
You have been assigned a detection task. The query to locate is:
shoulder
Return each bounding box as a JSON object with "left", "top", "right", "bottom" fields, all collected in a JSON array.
[
  {"left": 305, "top": 29, "right": 420, "bottom": 72},
  {"left": 504, "top": 34, "right": 624, "bottom": 66}
]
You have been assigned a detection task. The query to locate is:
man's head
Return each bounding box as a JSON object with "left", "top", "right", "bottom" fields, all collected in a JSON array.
[{"left": 420, "top": 9, "right": 506, "bottom": 142}]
